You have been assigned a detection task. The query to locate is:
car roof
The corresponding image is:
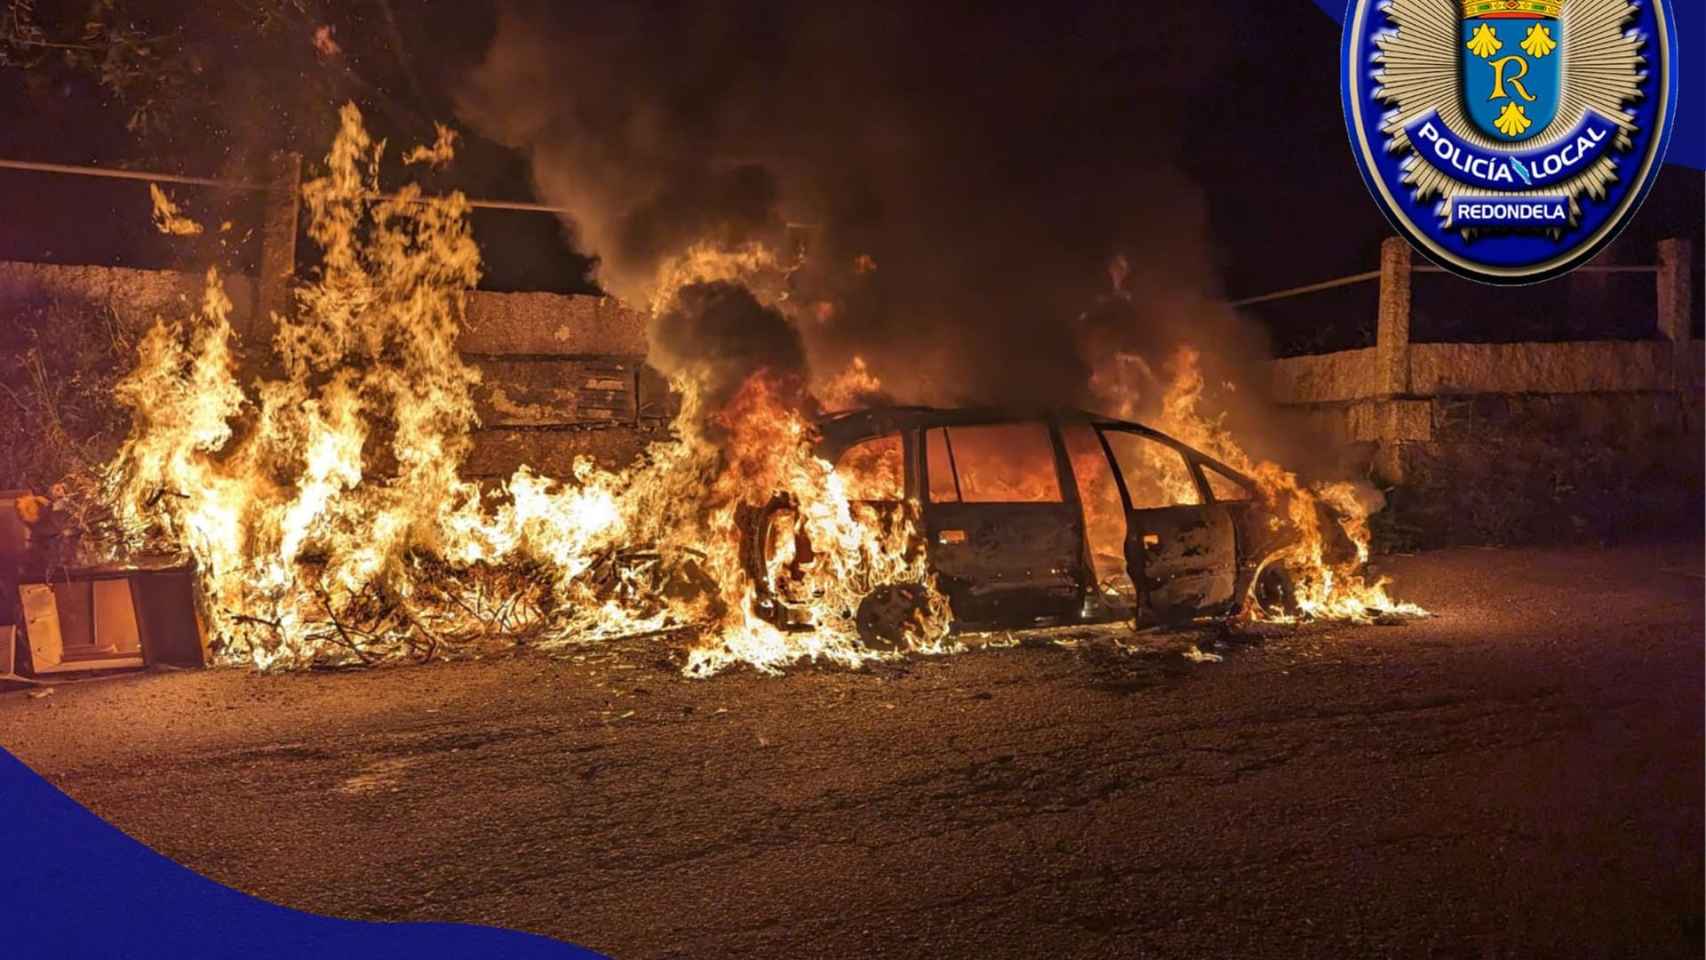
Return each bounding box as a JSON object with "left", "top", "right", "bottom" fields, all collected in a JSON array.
[
  {"left": 815, "top": 404, "right": 1181, "bottom": 452},
  {"left": 814, "top": 405, "right": 1256, "bottom": 487}
]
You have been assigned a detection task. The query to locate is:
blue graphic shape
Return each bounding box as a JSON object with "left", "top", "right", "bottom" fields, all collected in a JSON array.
[
  {"left": 1340, "top": 0, "right": 1680, "bottom": 282},
  {"left": 0, "top": 748, "right": 607, "bottom": 959},
  {"left": 1461, "top": 13, "right": 1562, "bottom": 141}
]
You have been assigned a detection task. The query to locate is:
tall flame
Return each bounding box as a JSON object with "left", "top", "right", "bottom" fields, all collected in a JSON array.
[
  {"left": 99, "top": 105, "right": 1415, "bottom": 677},
  {"left": 1136, "top": 345, "right": 1425, "bottom": 622},
  {"left": 102, "top": 105, "right": 952, "bottom": 674}
]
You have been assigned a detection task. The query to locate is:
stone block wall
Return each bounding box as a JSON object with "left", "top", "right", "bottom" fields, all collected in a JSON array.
[
  {"left": 1276, "top": 385, "right": 1704, "bottom": 546},
  {"left": 1409, "top": 341, "right": 1686, "bottom": 394},
  {"left": 1262, "top": 236, "right": 1702, "bottom": 547},
  {"left": 457, "top": 289, "right": 669, "bottom": 478},
  {"left": 1271, "top": 347, "right": 1377, "bottom": 405},
  {"left": 1268, "top": 235, "right": 1702, "bottom": 546},
  {"left": 0, "top": 260, "right": 257, "bottom": 333},
  {"left": 0, "top": 259, "right": 666, "bottom": 482}
]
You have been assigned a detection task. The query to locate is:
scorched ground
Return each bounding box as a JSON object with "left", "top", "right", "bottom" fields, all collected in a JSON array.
[{"left": 3, "top": 544, "right": 1700, "bottom": 959}]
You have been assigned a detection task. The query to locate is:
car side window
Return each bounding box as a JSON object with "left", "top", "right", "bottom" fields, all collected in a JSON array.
[
  {"left": 925, "top": 428, "right": 961, "bottom": 502},
  {"left": 1061, "top": 424, "right": 1133, "bottom": 594},
  {"left": 1098, "top": 430, "right": 1201, "bottom": 509},
  {"left": 1202, "top": 462, "right": 1251, "bottom": 502},
  {"left": 833, "top": 434, "right": 904, "bottom": 501},
  {"left": 925, "top": 423, "right": 1063, "bottom": 503}
]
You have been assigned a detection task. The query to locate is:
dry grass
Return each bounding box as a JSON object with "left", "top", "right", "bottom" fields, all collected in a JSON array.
[{"left": 0, "top": 299, "right": 136, "bottom": 492}]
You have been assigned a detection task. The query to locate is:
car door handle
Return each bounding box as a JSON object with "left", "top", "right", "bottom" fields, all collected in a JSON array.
[{"left": 938, "top": 529, "right": 967, "bottom": 544}]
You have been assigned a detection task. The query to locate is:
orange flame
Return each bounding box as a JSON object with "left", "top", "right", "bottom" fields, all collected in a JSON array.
[
  {"left": 100, "top": 104, "right": 951, "bottom": 674},
  {"left": 1135, "top": 345, "right": 1424, "bottom": 622},
  {"left": 98, "top": 105, "right": 1414, "bottom": 679}
]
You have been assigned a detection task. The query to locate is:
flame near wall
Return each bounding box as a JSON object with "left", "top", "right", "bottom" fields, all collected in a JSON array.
[
  {"left": 108, "top": 106, "right": 953, "bottom": 673},
  {"left": 101, "top": 105, "right": 1416, "bottom": 676}
]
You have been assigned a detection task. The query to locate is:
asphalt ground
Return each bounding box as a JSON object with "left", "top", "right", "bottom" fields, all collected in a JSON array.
[{"left": 3, "top": 543, "right": 1702, "bottom": 959}]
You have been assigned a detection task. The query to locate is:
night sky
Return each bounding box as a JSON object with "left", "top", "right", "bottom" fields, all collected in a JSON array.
[{"left": 0, "top": 0, "right": 1698, "bottom": 353}]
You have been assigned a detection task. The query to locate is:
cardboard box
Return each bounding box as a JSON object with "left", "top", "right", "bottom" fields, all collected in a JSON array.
[
  {"left": 16, "top": 564, "right": 206, "bottom": 676},
  {"left": 20, "top": 579, "right": 145, "bottom": 674}
]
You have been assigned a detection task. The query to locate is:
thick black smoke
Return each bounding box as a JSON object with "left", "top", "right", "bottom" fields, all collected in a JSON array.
[
  {"left": 457, "top": 1, "right": 1279, "bottom": 448},
  {"left": 649, "top": 281, "right": 808, "bottom": 433}
]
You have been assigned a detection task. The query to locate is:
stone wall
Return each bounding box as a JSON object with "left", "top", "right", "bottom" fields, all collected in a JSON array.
[
  {"left": 1274, "top": 381, "right": 1703, "bottom": 546},
  {"left": 0, "top": 259, "right": 663, "bottom": 479},
  {"left": 1261, "top": 236, "right": 1703, "bottom": 547},
  {"left": 462, "top": 290, "right": 648, "bottom": 356},
  {"left": 457, "top": 289, "right": 667, "bottom": 475},
  {"left": 1267, "top": 236, "right": 1702, "bottom": 546},
  {"left": 0, "top": 260, "right": 257, "bottom": 332},
  {"left": 1275, "top": 340, "right": 1704, "bottom": 406},
  {"left": 1386, "top": 391, "right": 1700, "bottom": 545}
]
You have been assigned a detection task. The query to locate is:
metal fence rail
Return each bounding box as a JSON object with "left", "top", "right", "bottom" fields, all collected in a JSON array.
[
  {"left": 1231, "top": 262, "right": 1661, "bottom": 308},
  {"left": 0, "top": 157, "right": 573, "bottom": 214}
]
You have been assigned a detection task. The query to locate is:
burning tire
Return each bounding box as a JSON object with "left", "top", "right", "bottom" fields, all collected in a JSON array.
[
  {"left": 1251, "top": 562, "right": 1300, "bottom": 619},
  {"left": 854, "top": 583, "right": 934, "bottom": 650},
  {"left": 743, "top": 492, "right": 943, "bottom": 647},
  {"left": 742, "top": 496, "right": 814, "bottom": 626}
]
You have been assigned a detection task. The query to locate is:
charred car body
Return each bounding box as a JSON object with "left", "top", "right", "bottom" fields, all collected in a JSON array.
[{"left": 745, "top": 406, "right": 1359, "bottom": 641}]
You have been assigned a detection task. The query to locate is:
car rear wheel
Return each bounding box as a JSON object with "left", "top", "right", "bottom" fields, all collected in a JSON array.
[
  {"left": 1252, "top": 563, "right": 1300, "bottom": 619},
  {"left": 855, "top": 583, "right": 933, "bottom": 650}
]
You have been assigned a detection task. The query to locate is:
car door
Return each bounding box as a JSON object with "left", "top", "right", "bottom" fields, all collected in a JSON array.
[
  {"left": 919, "top": 420, "right": 1086, "bottom": 626},
  {"left": 1094, "top": 426, "right": 1238, "bottom": 623}
]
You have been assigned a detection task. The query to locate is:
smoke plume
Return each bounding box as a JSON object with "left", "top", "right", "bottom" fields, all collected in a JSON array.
[
  {"left": 457, "top": 1, "right": 1285, "bottom": 453},
  {"left": 649, "top": 280, "right": 808, "bottom": 434}
]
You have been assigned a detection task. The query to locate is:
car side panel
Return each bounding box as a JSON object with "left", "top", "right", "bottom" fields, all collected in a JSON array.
[
  {"left": 1123, "top": 503, "right": 1239, "bottom": 622},
  {"left": 923, "top": 502, "right": 1084, "bottom": 625}
]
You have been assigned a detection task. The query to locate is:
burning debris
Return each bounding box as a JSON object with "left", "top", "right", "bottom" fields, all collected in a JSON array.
[
  {"left": 82, "top": 106, "right": 955, "bottom": 674},
  {"left": 1137, "top": 346, "right": 1424, "bottom": 623},
  {"left": 148, "top": 184, "right": 203, "bottom": 237},
  {"left": 59, "top": 103, "right": 1417, "bottom": 678}
]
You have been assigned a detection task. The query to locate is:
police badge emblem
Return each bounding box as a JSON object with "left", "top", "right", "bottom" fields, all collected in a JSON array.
[
  {"left": 1342, "top": 0, "right": 1677, "bottom": 283},
  {"left": 1461, "top": 1, "right": 1562, "bottom": 140}
]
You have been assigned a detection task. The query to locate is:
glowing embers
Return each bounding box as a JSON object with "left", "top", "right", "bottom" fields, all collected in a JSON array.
[
  {"left": 89, "top": 102, "right": 1420, "bottom": 677},
  {"left": 1107, "top": 345, "right": 1428, "bottom": 625},
  {"left": 96, "top": 105, "right": 949, "bottom": 675}
]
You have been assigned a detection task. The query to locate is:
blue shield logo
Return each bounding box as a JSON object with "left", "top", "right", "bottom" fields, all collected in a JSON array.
[
  {"left": 1345, "top": 0, "right": 1679, "bottom": 283},
  {"left": 1461, "top": 2, "right": 1562, "bottom": 142}
]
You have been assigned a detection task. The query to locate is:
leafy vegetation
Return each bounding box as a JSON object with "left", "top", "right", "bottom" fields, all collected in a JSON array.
[
  {"left": 1, "top": 0, "right": 343, "bottom": 160},
  {"left": 0, "top": 299, "right": 135, "bottom": 492}
]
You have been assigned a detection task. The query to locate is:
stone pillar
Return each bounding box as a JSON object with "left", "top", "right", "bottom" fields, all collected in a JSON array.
[
  {"left": 1369, "top": 237, "right": 1417, "bottom": 486},
  {"left": 1376, "top": 236, "right": 1412, "bottom": 397},
  {"left": 254, "top": 151, "right": 302, "bottom": 347},
  {"left": 1656, "top": 237, "right": 1694, "bottom": 343},
  {"left": 1656, "top": 238, "right": 1696, "bottom": 393}
]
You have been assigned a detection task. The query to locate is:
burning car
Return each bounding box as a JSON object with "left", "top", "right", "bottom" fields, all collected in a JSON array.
[
  {"left": 51, "top": 108, "right": 1414, "bottom": 677},
  {"left": 744, "top": 406, "right": 1364, "bottom": 644}
]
